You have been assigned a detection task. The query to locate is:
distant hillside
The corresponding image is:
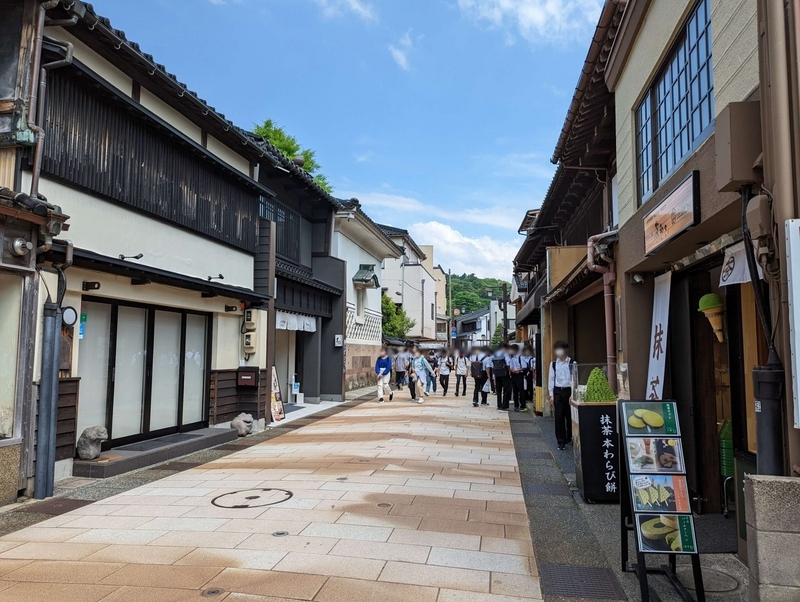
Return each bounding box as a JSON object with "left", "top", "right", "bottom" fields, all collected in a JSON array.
[{"left": 448, "top": 274, "right": 511, "bottom": 315}]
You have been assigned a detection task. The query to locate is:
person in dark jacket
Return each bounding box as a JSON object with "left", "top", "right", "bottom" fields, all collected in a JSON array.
[{"left": 375, "top": 347, "right": 394, "bottom": 404}]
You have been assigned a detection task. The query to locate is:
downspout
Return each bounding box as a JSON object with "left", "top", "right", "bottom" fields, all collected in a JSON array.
[{"left": 588, "top": 230, "right": 619, "bottom": 390}]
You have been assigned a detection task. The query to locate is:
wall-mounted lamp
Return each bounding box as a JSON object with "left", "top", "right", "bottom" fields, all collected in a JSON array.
[
  {"left": 119, "top": 253, "right": 143, "bottom": 261},
  {"left": 224, "top": 305, "right": 238, "bottom": 313},
  {"left": 631, "top": 273, "right": 645, "bottom": 285},
  {"left": 82, "top": 281, "right": 101, "bottom": 291},
  {"left": 208, "top": 274, "right": 224, "bottom": 282}
]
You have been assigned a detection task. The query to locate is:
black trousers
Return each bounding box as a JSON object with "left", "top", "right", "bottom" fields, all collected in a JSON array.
[
  {"left": 409, "top": 376, "right": 416, "bottom": 400},
  {"left": 473, "top": 374, "right": 488, "bottom": 405},
  {"left": 439, "top": 374, "right": 450, "bottom": 395},
  {"left": 511, "top": 373, "right": 526, "bottom": 409},
  {"left": 395, "top": 371, "right": 406, "bottom": 389},
  {"left": 525, "top": 370, "right": 534, "bottom": 402},
  {"left": 553, "top": 386, "right": 572, "bottom": 445},
  {"left": 455, "top": 374, "right": 467, "bottom": 396},
  {"left": 495, "top": 375, "right": 511, "bottom": 409}
]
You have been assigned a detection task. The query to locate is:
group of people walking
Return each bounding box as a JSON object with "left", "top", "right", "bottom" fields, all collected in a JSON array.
[{"left": 375, "top": 344, "right": 536, "bottom": 411}]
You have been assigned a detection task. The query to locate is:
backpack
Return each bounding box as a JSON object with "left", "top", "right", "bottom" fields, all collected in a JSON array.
[
  {"left": 492, "top": 356, "right": 508, "bottom": 378},
  {"left": 470, "top": 358, "right": 484, "bottom": 378}
]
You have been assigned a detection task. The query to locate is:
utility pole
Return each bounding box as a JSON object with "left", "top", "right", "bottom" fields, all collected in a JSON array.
[
  {"left": 448, "top": 269, "right": 452, "bottom": 346},
  {"left": 502, "top": 282, "right": 509, "bottom": 344}
]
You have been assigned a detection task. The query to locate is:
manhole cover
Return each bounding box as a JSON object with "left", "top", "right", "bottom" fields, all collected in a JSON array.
[
  {"left": 377, "top": 503, "right": 392, "bottom": 508},
  {"left": 675, "top": 567, "right": 740, "bottom": 593},
  {"left": 201, "top": 588, "right": 224, "bottom": 598},
  {"left": 211, "top": 488, "right": 293, "bottom": 509},
  {"left": 539, "top": 565, "right": 626, "bottom": 599},
  {"left": 272, "top": 531, "right": 289, "bottom": 537}
]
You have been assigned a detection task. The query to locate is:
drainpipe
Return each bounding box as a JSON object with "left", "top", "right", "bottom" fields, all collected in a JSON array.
[
  {"left": 587, "top": 230, "right": 619, "bottom": 390},
  {"left": 34, "top": 239, "right": 72, "bottom": 499}
]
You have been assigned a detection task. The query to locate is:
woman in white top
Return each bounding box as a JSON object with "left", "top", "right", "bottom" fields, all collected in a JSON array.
[{"left": 454, "top": 350, "right": 470, "bottom": 397}]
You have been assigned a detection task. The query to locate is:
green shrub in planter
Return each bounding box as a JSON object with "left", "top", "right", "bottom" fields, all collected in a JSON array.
[{"left": 585, "top": 367, "right": 616, "bottom": 402}]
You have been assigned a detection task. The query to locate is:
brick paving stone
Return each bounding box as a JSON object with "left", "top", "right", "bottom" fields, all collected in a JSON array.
[{"left": 0, "top": 383, "right": 540, "bottom": 601}]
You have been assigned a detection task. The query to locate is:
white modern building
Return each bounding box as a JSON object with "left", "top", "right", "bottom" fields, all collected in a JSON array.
[
  {"left": 379, "top": 225, "right": 437, "bottom": 341},
  {"left": 455, "top": 300, "right": 517, "bottom": 347}
]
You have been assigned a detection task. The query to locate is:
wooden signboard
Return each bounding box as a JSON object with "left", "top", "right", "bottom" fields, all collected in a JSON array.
[
  {"left": 643, "top": 172, "right": 700, "bottom": 256},
  {"left": 270, "top": 366, "right": 285, "bottom": 422}
]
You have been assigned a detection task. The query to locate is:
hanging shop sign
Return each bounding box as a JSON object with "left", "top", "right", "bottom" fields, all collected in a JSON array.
[
  {"left": 645, "top": 272, "right": 672, "bottom": 401},
  {"left": 643, "top": 171, "right": 700, "bottom": 256},
  {"left": 619, "top": 400, "right": 705, "bottom": 601},
  {"left": 719, "top": 241, "right": 763, "bottom": 286}
]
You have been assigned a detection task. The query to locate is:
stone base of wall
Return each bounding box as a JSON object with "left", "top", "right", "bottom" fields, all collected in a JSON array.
[
  {"left": 345, "top": 342, "right": 382, "bottom": 391},
  {"left": 0, "top": 445, "right": 20, "bottom": 505},
  {"left": 746, "top": 476, "right": 800, "bottom": 601}
]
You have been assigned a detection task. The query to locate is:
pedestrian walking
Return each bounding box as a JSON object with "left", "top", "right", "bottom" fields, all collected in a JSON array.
[
  {"left": 549, "top": 340, "right": 576, "bottom": 450},
  {"left": 454, "top": 350, "right": 469, "bottom": 396},
  {"left": 426, "top": 350, "right": 439, "bottom": 394},
  {"left": 409, "top": 347, "right": 435, "bottom": 404},
  {"left": 469, "top": 347, "right": 488, "bottom": 407},
  {"left": 438, "top": 350, "right": 453, "bottom": 396},
  {"left": 523, "top": 345, "right": 535, "bottom": 410},
  {"left": 490, "top": 344, "right": 512, "bottom": 411},
  {"left": 509, "top": 345, "right": 527, "bottom": 412},
  {"left": 375, "top": 347, "right": 394, "bottom": 404},
  {"left": 393, "top": 347, "right": 409, "bottom": 390}
]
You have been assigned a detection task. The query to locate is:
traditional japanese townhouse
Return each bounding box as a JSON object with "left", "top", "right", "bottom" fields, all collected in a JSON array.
[
  {"left": 420, "top": 246, "right": 450, "bottom": 344},
  {"left": 512, "top": 0, "right": 623, "bottom": 416},
  {"left": 379, "top": 225, "right": 437, "bottom": 342},
  {"left": 247, "top": 136, "right": 349, "bottom": 406},
  {"left": 0, "top": 0, "right": 285, "bottom": 492},
  {"left": 608, "top": 0, "right": 768, "bottom": 535},
  {"left": 332, "top": 200, "right": 402, "bottom": 391}
]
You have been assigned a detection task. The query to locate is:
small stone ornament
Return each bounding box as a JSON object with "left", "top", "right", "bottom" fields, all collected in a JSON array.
[
  {"left": 76, "top": 426, "right": 108, "bottom": 460},
  {"left": 231, "top": 413, "right": 254, "bottom": 436}
]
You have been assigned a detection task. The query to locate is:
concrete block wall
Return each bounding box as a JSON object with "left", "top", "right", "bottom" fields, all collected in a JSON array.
[{"left": 745, "top": 476, "right": 800, "bottom": 601}]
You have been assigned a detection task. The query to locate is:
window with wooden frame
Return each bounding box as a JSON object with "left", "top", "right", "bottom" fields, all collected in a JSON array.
[{"left": 636, "top": 0, "right": 714, "bottom": 204}]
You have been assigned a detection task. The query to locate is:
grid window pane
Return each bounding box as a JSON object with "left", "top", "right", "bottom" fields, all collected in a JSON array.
[{"left": 635, "top": 0, "right": 713, "bottom": 204}]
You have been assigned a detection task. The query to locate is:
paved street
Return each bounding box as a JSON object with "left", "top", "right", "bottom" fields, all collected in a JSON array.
[{"left": 0, "top": 386, "right": 541, "bottom": 602}]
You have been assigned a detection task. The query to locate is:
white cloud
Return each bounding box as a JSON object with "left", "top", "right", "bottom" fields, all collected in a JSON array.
[
  {"left": 389, "top": 30, "right": 415, "bottom": 71},
  {"left": 409, "top": 221, "right": 518, "bottom": 280},
  {"left": 458, "top": 0, "right": 602, "bottom": 44},
  {"left": 313, "top": 0, "right": 377, "bottom": 22},
  {"left": 353, "top": 150, "right": 373, "bottom": 163},
  {"left": 352, "top": 191, "right": 521, "bottom": 231}
]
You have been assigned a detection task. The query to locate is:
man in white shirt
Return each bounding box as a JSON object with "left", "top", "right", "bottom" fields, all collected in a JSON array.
[
  {"left": 508, "top": 346, "right": 527, "bottom": 412},
  {"left": 454, "top": 350, "right": 470, "bottom": 397},
  {"left": 548, "top": 340, "right": 575, "bottom": 450}
]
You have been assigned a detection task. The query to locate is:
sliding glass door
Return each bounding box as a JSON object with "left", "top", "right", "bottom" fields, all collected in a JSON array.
[{"left": 76, "top": 298, "right": 210, "bottom": 446}]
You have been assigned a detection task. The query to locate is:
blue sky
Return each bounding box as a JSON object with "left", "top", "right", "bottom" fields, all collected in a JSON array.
[{"left": 91, "top": 0, "right": 602, "bottom": 278}]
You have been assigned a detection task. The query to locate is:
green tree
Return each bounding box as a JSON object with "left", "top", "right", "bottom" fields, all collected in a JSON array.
[
  {"left": 447, "top": 273, "right": 511, "bottom": 315},
  {"left": 490, "top": 324, "right": 504, "bottom": 347},
  {"left": 382, "top": 294, "right": 415, "bottom": 338},
  {"left": 253, "top": 119, "right": 333, "bottom": 193}
]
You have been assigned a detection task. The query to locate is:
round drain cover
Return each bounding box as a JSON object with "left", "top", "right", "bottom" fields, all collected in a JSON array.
[
  {"left": 272, "top": 531, "right": 289, "bottom": 537},
  {"left": 212, "top": 488, "right": 293, "bottom": 509},
  {"left": 202, "top": 588, "right": 224, "bottom": 597},
  {"left": 377, "top": 503, "right": 392, "bottom": 508},
  {"left": 675, "top": 567, "right": 740, "bottom": 593}
]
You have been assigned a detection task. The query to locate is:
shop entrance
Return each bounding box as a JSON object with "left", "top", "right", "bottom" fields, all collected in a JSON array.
[{"left": 77, "top": 298, "right": 211, "bottom": 448}]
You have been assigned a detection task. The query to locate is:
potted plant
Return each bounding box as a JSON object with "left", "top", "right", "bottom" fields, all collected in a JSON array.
[
  {"left": 570, "top": 365, "right": 620, "bottom": 503},
  {"left": 698, "top": 293, "right": 725, "bottom": 342}
]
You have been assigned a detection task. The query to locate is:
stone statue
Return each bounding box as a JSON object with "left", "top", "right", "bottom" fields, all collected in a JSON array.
[
  {"left": 231, "top": 413, "right": 254, "bottom": 436},
  {"left": 76, "top": 426, "right": 108, "bottom": 460}
]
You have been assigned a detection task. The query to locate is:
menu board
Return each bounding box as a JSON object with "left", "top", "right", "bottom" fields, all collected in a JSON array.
[
  {"left": 620, "top": 401, "right": 698, "bottom": 556},
  {"left": 622, "top": 402, "right": 680, "bottom": 436}
]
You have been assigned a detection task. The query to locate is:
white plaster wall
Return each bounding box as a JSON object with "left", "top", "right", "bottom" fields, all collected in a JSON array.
[
  {"left": 207, "top": 135, "right": 251, "bottom": 176},
  {"left": 613, "top": 0, "right": 696, "bottom": 227},
  {"left": 47, "top": 28, "right": 132, "bottom": 95},
  {"left": 139, "top": 87, "right": 202, "bottom": 144},
  {"left": 333, "top": 231, "right": 383, "bottom": 317},
  {"left": 711, "top": 0, "right": 759, "bottom": 115},
  {"left": 381, "top": 256, "right": 404, "bottom": 301},
  {"left": 27, "top": 175, "right": 254, "bottom": 288}
]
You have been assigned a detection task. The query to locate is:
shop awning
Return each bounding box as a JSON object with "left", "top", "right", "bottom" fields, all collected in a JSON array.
[
  {"left": 543, "top": 256, "right": 601, "bottom": 305},
  {"left": 43, "top": 244, "right": 271, "bottom": 304},
  {"left": 353, "top": 264, "right": 380, "bottom": 289},
  {"left": 516, "top": 275, "right": 547, "bottom": 326}
]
